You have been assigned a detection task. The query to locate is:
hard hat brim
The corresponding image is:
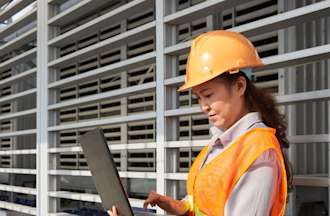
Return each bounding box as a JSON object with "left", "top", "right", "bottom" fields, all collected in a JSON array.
[{"left": 177, "top": 63, "right": 264, "bottom": 92}]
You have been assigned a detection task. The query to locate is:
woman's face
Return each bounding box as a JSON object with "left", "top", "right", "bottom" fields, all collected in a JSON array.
[{"left": 192, "top": 75, "right": 248, "bottom": 130}]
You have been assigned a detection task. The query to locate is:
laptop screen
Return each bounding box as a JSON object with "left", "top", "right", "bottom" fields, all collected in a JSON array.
[{"left": 80, "top": 128, "right": 134, "bottom": 216}]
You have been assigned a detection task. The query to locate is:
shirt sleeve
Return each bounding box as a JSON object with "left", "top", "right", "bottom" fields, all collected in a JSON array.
[{"left": 224, "top": 149, "right": 280, "bottom": 216}]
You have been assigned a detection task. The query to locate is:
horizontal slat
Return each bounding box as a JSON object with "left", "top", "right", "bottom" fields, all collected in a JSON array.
[
  {"left": 260, "top": 44, "right": 330, "bottom": 71},
  {"left": 49, "top": 143, "right": 157, "bottom": 153},
  {"left": 164, "top": 76, "right": 184, "bottom": 86},
  {"left": 49, "top": 170, "right": 157, "bottom": 179},
  {"left": 49, "top": 146, "right": 82, "bottom": 153},
  {"left": 0, "top": 200, "right": 36, "bottom": 215},
  {"left": 0, "top": 7, "right": 36, "bottom": 39},
  {"left": 0, "top": 129, "right": 36, "bottom": 138},
  {"left": 231, "top": 0, "right": 330, "bottom": 37},
  {"left": 0, "top": 108, "right": 36, "bottom": 121},
  {"left": 48, "top": 111, "right": 156, "bottom": 131},
  {"left": 0, "top": 149, "right": 36, "bottom": 155},
  {"left": 49, "top": 82, "right": 155, "bottom": 110},
  {"left": 48, "top": 191, "right": 152, "bottom": 209},
  {"left": 0, "top": 27, "right": 36, "bottom": 55},
  {"left": 128, "top": 158, "right": 154, "bottom": 163},
  {"left": 0, "top": 184, "right": 36, "bottom": 195},
  {"left": 165, "top": 106, "right": 200, "bottom": 117},
  {"left": 167, "top": 89, "right": 330, "bottom": 117},
  {"left": 254, "top": 80, "right": 278, "bottom": 89},
  {"left": 49, "top": 0, "right": 153, "bottom": 47},
  {"left": 128, "top": 101, "right": 154, "bottom": 109},
  {"left": 254, "top": 70, "right": 278, "bottom": 77},
  {"left": 48, "top": 0, "right": 115, "bottom": 26},
  {"left": 0, "top": 68, "right": 36, "bottom": 88},
  {"left": 169, "top": 139, "right": 205, "bottom": 148},
  {"left": 49, "top": 52, "right": 155, "bottom": 89},
  {"left": 0, "top": 0, "right": 10, "bottom": 8},
  {"left": 0, "top": 0, "right": 35, "bottom": 22},
  {"left": 49, "top": 213, "right": 78, "bottom": 216},
  {"left": 111, "top": 143, "right": 157, "bottom": 150},
  {"left": 288, "top": 134, "right": 330, "bottom": 143},
  {"left": 164, "top": 40, "right": 190, "bottom": 56},
  {"left": 48, "top": 0, "right": 67, "bottom": 5},
  {"left": 48, "top": 21, "right": 155, "bottom": 68},
  {"left": 0, "top": 88, "right": 36, "bottom": 105},
  {"left": 232, "top": 0, "right": 271, "bottom": 11},
  {"left": 0, "top": 168, "right": 36, "bottom": 174},
  {"left": 0, "top": 48, "right": 37, "bottom": 72},
  {"left": 48, "top": 190, "right": 101, "bottom": 203},
  {"left": 293, "top": 176, "right": 330, "bottom": 187},
  {"left": 277, "top": 89, "right": 330, "bottom": 105},
  {"left": 165, "top": 173, "right": 188, "bottom": 180},
  {"left": 48, "top": 170, "right": 89, "bottom": 176},
  {"left": 165, "top": 1, "right": 330, "bottom": 55},
  {"left": 236, "top": 5, "right": 278, "bottom": 24},
  {"left": 164, "top": 0, "right": 245, "bottom": 25}
]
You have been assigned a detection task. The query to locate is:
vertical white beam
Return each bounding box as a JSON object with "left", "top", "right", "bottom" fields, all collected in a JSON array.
[
  {"left": 155, "top": 0, "right": 166, "bottom": 214},
  {"left": 48, "top": 3, "right": 61, "bottom": 213},
  {"left": 164, "top": 0, "right": 180, "bottom": 199},
  {"left": 36, "top": 0, "right": 49, "bottom": 215},
  {"left": 318, "top": 16, "right": 327, "bottom": 175},
  {"left": 120, "top": 15, "right": 128, "bottom": 190},
  {"left": 278, "top": 0, "right": 297, "bottom": 215},
  {"left": 326, "top": 11, "right": 330, "bottom": 215}
]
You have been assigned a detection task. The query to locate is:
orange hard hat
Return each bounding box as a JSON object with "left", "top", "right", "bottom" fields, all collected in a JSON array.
[{"left": 178, "top": 30, "right": 264, "bottom": 91}]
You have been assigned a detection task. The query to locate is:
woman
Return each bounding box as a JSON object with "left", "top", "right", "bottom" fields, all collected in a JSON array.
[{"left": 109, "top": 30, "right": 291, "bottom": 216}]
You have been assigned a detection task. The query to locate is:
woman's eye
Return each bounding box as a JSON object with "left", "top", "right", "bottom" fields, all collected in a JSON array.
[{"left": 204, "top": 93, "right": 212, "bottom": 98}]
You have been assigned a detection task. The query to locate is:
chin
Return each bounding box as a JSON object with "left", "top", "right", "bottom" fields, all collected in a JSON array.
[{"left": 213, "top": 121, "right": 225, "bottom": 130}]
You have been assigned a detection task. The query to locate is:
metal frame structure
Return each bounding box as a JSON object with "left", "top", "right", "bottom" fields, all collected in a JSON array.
[{"left": 0, "top": 0, "right": 329, "bottom": 215}]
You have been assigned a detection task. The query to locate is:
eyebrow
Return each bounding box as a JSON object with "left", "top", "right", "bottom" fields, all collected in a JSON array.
[{"left": 193, "top": 88, "right": 211, "bottom": 95}]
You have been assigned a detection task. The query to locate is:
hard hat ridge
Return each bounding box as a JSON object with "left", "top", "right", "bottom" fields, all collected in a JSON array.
[{"left": 178, "top": 30, "right": 263, "bottom": 91}]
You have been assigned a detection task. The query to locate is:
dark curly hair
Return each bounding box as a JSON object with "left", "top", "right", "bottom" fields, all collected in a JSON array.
[{"left": 218, "top": 71, "right": 293, "bottom": 191}]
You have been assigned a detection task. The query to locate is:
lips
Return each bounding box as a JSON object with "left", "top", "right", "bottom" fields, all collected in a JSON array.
[{"left": 208, "top": 114, "right": 216, "bottom": 120}]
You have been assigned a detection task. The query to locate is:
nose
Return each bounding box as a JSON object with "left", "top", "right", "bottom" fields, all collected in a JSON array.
[{"left": 200, "top": 100, "right": 210, "bottom": 114}]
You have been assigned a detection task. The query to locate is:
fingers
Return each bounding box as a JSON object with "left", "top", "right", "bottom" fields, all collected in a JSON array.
[
  {"left": 143, "top": 198, "right": 150, "bottom": 209},
  {"left": 113, "top": 206, "right": 117, "bottom": 215},
  {"left": 107, "top": 206, "right": 117, "bottom": 216},
  {"left": 143, "top": 191, "right": 161, "bottom": 209}
]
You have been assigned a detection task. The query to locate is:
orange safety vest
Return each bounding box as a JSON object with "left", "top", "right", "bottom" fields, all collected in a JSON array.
[{"left": 186, "top": 128, "right": 287, "bottom": 216}]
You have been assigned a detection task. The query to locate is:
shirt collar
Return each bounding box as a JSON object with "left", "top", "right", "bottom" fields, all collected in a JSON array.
[{"left": 209, "top": 112, "right": 263, "bottom": 148}]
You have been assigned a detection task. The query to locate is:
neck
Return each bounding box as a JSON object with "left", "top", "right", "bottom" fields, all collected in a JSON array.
[{"left": 223, "top": 107, "right": 250, "bottom": 131}]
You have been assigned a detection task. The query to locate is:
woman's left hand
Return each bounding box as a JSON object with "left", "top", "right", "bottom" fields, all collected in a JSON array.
[{"left": 107, "top": 206, "right": 118, "bottom": 216}]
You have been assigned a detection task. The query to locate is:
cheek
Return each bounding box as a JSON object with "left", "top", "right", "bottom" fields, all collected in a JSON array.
[{"left": 210, "top": 100, "right": 230, "bottom": 114}]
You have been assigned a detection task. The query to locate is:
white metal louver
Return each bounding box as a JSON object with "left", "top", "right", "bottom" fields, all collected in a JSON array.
[{"left": 0, "top": 0, "right": 329, "bottom": 215}]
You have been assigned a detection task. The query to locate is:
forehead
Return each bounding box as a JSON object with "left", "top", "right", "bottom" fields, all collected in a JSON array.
[{"left": 192, "top": 79, "right": 218, "bottom": 94}]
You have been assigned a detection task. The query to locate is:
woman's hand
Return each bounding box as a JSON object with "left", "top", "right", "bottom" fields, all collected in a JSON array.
[
  {"left": 143, "top": 191, "right": 189, "bottom": 215},
  {"left": 107, "top": 206, "right": 118, "bottom": 216},
  {"left": 107, "top": 191, "right": 162, "bottom": 216},
  {"left": 143, "top": 191, "right": 161, "bottom": 208}
]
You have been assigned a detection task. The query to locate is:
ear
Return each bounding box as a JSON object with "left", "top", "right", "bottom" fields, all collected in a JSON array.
[{"left": 236, "top": 76, "right": 247, "bottom": 97}]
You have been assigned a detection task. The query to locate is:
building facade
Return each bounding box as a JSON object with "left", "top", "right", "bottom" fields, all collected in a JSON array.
[{"left": 0, "top": 0, "right": 329, "bottom": 215}]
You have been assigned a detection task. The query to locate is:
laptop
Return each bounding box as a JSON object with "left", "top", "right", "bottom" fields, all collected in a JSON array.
[{"left": 80, "top": 128, "right": 160, "bottom": 216}]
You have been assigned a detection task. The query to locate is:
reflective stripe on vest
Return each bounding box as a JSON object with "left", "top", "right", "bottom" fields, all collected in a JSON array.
[{"left": 186, "top": 128, "right": 287, "bottom": 216}]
